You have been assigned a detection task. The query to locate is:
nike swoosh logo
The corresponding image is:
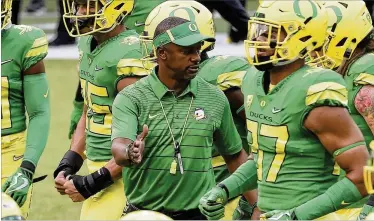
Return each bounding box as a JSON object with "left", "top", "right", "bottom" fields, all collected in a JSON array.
[
  {"left": 43, "top": 88, "right": 49, "bottom": 98},
  {"left": 95, "top": 66, "right": 103, "bottom": 71},
  {"left": 134, "top": 21, "right": 145, "bottom": 27},
  {"left": 149, "top": 113, "right": 161, "bottom": 119},
  {"left": 1, "top": 59, "right": 14, "bottom": 65},
  {"left": 13, "top": 155, "right": 24, "bottom": 161},
  {"left": 272, "top": 107, "right": 283, "bottom": 114},
  {"left": 7, "top": 173, "right": 29, "bottom": 193}
]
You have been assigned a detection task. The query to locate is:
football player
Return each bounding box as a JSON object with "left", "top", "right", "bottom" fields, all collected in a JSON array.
[
  {"left": 312, "top": 1, "right": 374, "bottom": 220},
  {"left": 1, "top": 0, "right": 50, "bottom": 218},
  {"left": 53, "top": 0, "right": 148, "bottom": 219},
  {"left": 67, "top": 0, "right": 167, "bottom": 139},
  {"left": 199, "top": 0, "right": 370, "bottom": 220},
  {"left": 139, "top": 1, "right": 258, "bottom": 220}
]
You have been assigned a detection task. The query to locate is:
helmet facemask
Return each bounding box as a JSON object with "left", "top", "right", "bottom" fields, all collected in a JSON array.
[
  {"left": 62, "top": 0, "right": 134, "bottom": 37},
  {"left": 139, "top": 31, "right": 157, "bottom": 71},
  {"left": 245, "top": 17, "right": 318, "bottom": 70},
  {"left": 1, "top": 0, "right": 12, "bottom": 30}
]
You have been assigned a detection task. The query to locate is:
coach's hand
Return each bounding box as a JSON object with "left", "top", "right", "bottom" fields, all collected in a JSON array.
[
  {"left": 54, "top": 171, "right": 68, "bottom": 195},
  {"left": 199, "top": 186, "right": 228, "bottom": 220},
  {"left": 2, "top": 167, "right": 33, "bottom": 207},
  {"left": 63, "top": 178, "right": 85, "bottom": 202},
  {"left": 128, "top": 125, "right": 148, "bottom": 164}
]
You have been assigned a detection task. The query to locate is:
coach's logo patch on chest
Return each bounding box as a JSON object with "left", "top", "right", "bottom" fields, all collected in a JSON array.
[
  {"left": 194, "top": 108, "right": 206, "bottom": 120},
  {"left": 246, "top": 95, "right": 254, "bottom": 109}
]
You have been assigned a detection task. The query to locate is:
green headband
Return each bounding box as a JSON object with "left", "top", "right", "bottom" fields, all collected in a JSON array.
[{"left": 153, "top": 21, "right": 215, "bottom": 48}]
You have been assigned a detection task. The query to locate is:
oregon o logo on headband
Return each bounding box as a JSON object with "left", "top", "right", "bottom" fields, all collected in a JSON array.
[
  {"left": 293, "top": 0, "right": 318, "bottom": 19},
  {"left": 170, "top": 7, "right": 196, "bottom": 22},
  {"left": 189, "top": 23, "right": 198, "bottom": 32}
]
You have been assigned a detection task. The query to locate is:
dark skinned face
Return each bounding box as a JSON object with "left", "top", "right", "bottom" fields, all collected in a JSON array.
[{"left": 158, "top": 42, "right": 202, "bottom": 80}]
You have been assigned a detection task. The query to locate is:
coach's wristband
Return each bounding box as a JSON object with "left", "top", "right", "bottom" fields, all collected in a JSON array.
[
  {"left": 71, "top": 167, "right": 114, "bottom": 199},
  {"left": 53, "top": 150, "right": 84, "bottom": 178}
]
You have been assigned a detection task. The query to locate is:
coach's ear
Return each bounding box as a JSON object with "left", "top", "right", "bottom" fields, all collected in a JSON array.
[{"left": 157, "top": 46, "right": 167, "bottom": 61}]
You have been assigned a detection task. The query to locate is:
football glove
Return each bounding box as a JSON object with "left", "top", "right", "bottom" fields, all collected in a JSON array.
[
  {"left": 260, "top": 209, "right": 296, "bottom": 220},
  {"left": 2, "top": 167, "right": 33, "bottom": 207},
  {"left": 199, "top": 185, "right": 228, "bottom": 220},
  {"left": 68, "top": 100, "right": 84, "bottom": 139},
  {"left": 357, "top": 204, "right": 374, "bottom": 221},
  {"left": 233, "top": 195, "right": 257, "bottom": 220}
]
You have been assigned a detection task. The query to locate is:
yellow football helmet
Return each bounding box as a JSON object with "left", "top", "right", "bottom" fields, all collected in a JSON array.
[
  {"left": 62, "top": 0, "right": 134, "bottom": 37},
  {"left": 1, "top": 0, "right": 12, "bottom": 30},
  {"left": 1, "top": 193, "right": 24, "bottom": 220},
  {"left": 139, "top": 0, "right": 215, "bottom": 64},
  {"left": 121, "top": 211, "right": 173, "bottom": 220},
  {"left": 245, "top": 0, "right": 328, "bottom": 67},
  {"left": 320, "top": 0, "right": 373, "bottom": 69}
]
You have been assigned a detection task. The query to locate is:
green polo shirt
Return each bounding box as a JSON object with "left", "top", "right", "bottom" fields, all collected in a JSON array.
[{"left": 112, "top": 67, "right": 242, "bottom": 212}]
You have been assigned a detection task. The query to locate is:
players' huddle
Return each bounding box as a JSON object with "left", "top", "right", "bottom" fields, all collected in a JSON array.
[{"left": 1, "top": 0, "right": 374, "bottom": 220}]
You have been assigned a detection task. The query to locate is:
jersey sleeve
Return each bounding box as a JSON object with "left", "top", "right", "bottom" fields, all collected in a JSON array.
[
  {"left": 215, "top": 56, "right": 250, "bottom": 91},
  {"left": 21, "top": 26, "right": 48, "bottom": 71},
  {"left": 301, "top": 70, "right": 349, "bottom": 125},
  {"left": 216, "top": 70, "right": 247, "bottom": 91},
  {"left": 349, "top": 53, "right": 374, "bottom": 86},
  {"left": 215, "top": 96, "right": 243, "bottom": 155},
  {"left": 305, "top": 70, "right": 348, "bottom": 109},
  {"left": 111, "top": 89, "right": 139, "bottom": 142},
  {"left": 116, "top": 36, "right": 149, "bottom": 79}
]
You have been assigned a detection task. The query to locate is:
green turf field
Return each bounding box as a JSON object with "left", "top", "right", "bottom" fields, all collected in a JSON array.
[{"left": 28, "top": 60, "right": 85, "bottom": 220}]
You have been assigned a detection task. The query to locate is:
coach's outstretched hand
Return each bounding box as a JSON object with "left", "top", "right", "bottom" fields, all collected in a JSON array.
[{"left": 128, "top": 125, "right": 149, "bottom": 164}]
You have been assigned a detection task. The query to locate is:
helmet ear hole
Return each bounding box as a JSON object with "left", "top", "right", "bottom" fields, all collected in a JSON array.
[{"left": 336, "top": 37, "right": 347, "bottom": 47}]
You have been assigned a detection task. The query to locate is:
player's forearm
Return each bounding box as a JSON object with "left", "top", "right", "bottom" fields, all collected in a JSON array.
[
  {"left": 224, "top": 148, "right": 248, "bottom": 173},
  {"left": 23, "top": 73, "right": 51, "bottom": 168},
  {"left": 295, "top": 177, "right": 364, "bottom": 220},
  {"left": 220, "top": 159, "right": 258, "bottom": 199},
  {"left": 104, "top": 158, "right": 123, "bottom": 180},
  {"left": 70, "top": 105, "right": 87, "bottom": 158},
  {"left": 111, "top": 138, "right": 132, "bottom": 167}
]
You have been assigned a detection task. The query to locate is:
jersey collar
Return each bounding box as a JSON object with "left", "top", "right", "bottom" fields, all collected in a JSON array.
[{"left": 148, "top": 66, "right": 198, "bottom": 99}]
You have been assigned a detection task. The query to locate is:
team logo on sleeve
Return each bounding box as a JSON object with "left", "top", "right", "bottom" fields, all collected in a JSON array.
[
  {"left": 246, "top": 95, "right": 254, "bottom": 109},
  {"left": 121, "top": 36, "right": 139, "bottom": 45},
  {"left": 194, "top": 108, "right": 206, "bottom": 120}
]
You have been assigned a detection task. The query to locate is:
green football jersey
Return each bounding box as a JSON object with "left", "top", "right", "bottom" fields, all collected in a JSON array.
[
  {"left": 344, "top": 53, "right": 374, "bottom": 148},
  {"left": 242, "top": 65, "right": 349, "bottom": 212},
  {"left": 199, "top": 55, "right": 250, "bottom": 184},
  {"left": 124, "top": 0, "right": 166, "bottom": 34},
  {"left": 1, "top": 25, "right": 48, "bottom": 136},
  {"left": 78, "top": 29, "right": 148, "bottom": 162}
]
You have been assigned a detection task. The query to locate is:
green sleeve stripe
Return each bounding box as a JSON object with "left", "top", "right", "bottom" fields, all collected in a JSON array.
[{"left": 333, "top": 141, "right": 366, "bottom": 157}]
